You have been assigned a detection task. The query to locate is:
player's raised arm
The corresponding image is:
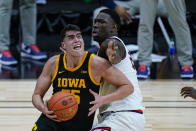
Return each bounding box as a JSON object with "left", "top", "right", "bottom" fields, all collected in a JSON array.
[{"left": 98, "top": 38, "right": 125, "bottom": 64}]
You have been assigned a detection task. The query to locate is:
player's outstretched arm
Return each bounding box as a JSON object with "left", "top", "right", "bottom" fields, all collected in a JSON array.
[{"left": 181, "top": 87, "right": 196, "bottom": 100}]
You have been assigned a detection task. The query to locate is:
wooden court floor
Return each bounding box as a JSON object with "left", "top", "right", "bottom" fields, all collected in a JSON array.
[{"left": 0, "top": 80, "right": 196, "bottom": 131}]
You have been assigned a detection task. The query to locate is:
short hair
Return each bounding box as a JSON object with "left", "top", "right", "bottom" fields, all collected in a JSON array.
[
  {"left": 100, "top": 9, "right": 121, "bottom": 30},
  {"left": 60, "top": 24, "right": 81, "bottom": 42}
]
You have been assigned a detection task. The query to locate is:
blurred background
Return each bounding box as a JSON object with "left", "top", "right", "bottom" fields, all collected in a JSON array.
[{"left": 1, "top": 0, "right": 196, "bottom": 79}]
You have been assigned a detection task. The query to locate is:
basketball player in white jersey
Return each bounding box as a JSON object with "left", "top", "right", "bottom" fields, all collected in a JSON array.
[{"left": 91, "top": 9, "right": 145, "bottom": 131}]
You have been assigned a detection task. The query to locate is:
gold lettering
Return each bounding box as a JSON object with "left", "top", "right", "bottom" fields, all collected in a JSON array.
[
  {"left": 78, "top": 79, "right": 86, "bottom": 88},
  {"left": 58, "top": 78, "right": 86, "bottom": 89},
  {"left": 68, "top": 78, "right": 79, "bottom": 88},
  {"left": 58, "top": 78, "right": 61, "bottom": 87},
  {"left": 62, "top": 78, "right": 67, "bottom": 87},
  {"left": 62, "top": 89, "right": 80, "bottom": 104},
  {"left": 72, "top": 90, "right": 80, "bottom": 104}
]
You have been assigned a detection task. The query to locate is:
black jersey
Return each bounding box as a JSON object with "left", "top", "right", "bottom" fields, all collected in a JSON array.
[{"left": 50, "top": 51, "right": 100, "bottom": 131}]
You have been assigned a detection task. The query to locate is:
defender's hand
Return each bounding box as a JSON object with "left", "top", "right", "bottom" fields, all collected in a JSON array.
[
  {"left": 88, "top": 89, "right": 105, "bottom": 116},
  {"left": 106, "top": 40, "right": 119, "bottom": 64},
  {"left": 181, "top": 87, "right": 196, "bottom": 100}
]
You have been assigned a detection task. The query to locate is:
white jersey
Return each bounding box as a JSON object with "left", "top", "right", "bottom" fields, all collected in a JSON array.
[{"left": 99, "top": 36, "right": 145, "bottom": 113}]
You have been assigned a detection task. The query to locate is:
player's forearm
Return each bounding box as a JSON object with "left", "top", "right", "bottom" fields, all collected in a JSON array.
[
  {"left": 102, "top": 84, "right": 133, "bottom": 104},
  {"left": 32, "top": 94, "right": 45, "bottom": 113}
]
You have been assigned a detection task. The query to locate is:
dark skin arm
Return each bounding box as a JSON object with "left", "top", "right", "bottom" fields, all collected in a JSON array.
[
  {"left": 181, "top": 87, "right": 196, "bottom": 100},
  {"left": 98, "top": 38, "right": 126, "bottom": 64}
]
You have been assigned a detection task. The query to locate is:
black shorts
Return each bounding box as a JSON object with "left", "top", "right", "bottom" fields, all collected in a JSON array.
[
  {"left": 32, "top": 113, "right": 61, "bottom": 131},
  {"left": 32, "top": 113, "right": 93, "bottom": 131}
]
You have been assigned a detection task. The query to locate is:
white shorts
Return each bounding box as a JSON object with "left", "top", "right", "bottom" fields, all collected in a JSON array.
[{"left": 92, "top": 111, "right": 145, "bottom": 131}]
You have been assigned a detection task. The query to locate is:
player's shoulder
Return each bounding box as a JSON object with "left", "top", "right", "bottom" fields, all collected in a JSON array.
[
  {"left": 47, "top": 55, "right": 58, "bottom": 62},
  {"left": 91, "top": 54, "right": 107, "bottom": 62},
  {"left": 44, "top": 55, "right": 59, "bottom": 67},
  {"left": 40, "top": 55, "right": 59, "bottom": 75},
  {"left": 91, "top": 54, "right": 111, "bottom": 68}
]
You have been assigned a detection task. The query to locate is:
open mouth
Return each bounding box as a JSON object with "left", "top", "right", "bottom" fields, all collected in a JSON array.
[
  {"left": 92, "top": 31, "right": 98, "bottom": 37},
  {"left": 74, "top": 44, "right": 81, "bottom": 50},
  {"left": 92, "top": 33, "right": 97, "bottom": 37},
  {"left": 92, "top": 30, "right": 98, "bottom": 36}
]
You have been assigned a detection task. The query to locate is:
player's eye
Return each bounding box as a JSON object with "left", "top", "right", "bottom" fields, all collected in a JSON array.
[
  {"left": 76, "top": 33, "right": 82, "bottom": 38},
  {"left": 66, "top": 35, "right": 75, "bottom": 40}
]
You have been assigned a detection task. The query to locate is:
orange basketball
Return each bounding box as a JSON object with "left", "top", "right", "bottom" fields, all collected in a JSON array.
[{"left": 47, "top": 91, "right": 78, "bottom": 121}]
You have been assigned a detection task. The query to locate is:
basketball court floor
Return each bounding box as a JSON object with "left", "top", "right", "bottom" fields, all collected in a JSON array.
[{"left": 0, "top": 52, "right": 196, "bottom": 131}]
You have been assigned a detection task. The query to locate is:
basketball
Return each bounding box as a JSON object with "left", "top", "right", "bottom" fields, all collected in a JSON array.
[{"left": 47, "top": 91, "right": 78, "bottom": 121}]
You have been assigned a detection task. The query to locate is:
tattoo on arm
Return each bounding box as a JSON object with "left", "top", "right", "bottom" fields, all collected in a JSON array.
[
  {"left": 98, "top": 38, "right": 126, "bottom": 64},
  {"left": 112, "top": 39, "right": 125, "bottom": 63}
]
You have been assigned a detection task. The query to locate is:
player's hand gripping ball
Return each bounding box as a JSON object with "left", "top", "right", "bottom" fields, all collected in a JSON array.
[{"left": 47, "top": 91, "right": 78, "bottom": 121}]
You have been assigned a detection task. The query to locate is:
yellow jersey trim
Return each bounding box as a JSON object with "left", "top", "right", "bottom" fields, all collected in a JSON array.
[
  {"left": 51, "top": 54, "right": 60, "bottom": 83},
  {"left": 32, "top": 123, "right": 38, "bottom": 131},
  {"left": 63, "top": 52, "right": 88, "bottom": 72},
  {"left": 99, "top": 82, "right": 104, "bottom": 96},
  {"left": 88, "top": 54, "right": 101, "bottom": 86}
]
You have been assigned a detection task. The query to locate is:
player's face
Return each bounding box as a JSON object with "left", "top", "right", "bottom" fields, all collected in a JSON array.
[
  {"left": 62, "top": 30, "right": 84, "bottom": 56},
  {"left": 93, "top": 12, "right": 114, "bottom": 43}
]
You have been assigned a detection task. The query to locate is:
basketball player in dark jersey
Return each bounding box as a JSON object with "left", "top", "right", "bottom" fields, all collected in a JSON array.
[{"left": 32, "top": 24, "right": 134, "bottom": 131}]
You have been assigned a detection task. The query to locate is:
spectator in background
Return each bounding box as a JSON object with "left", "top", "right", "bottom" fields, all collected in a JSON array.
[
  {"left": 0, "top": 0, "right": 47, "bottom": 66},
  {"left": 88, "top": 0, "right": 167, "bottom": 54},
  {"left": 96, "top": 0, "right": 139, "bottom": 25},
  {"left": 181, "top": 87, "right": 196, "bottom": 100},
  {"left": 137, "top": 0, "right": 194, "bottom": 79}
]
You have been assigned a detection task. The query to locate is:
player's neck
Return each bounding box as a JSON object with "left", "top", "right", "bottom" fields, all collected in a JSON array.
[
  {"left": 110, "top": 32, "right": 118, "bottom": 38},
  {"left": 99, "top": 33, "right": 118, "bottom": 43},
  {"left": 65, "top": 52, "right": 85, "bottom": 69}
]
